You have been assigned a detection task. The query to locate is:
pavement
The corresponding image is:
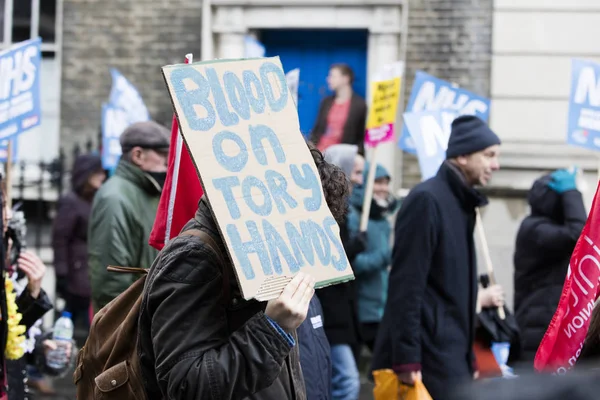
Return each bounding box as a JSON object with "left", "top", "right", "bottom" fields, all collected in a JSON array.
[
  {"left": 46, "top": 376, "right": 374, "bottom": 399},
  {"left": 46, "top": 351, "right": 375, "bottom": 400}
]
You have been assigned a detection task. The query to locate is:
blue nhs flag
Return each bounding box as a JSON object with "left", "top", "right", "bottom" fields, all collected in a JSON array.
[
  {"left": 0, "top": 38, "right": 42, "bottom": 140},
  {"left": 399, "top": 71, "right": 490, "bottom": 153},
  {"left": 567, "top": 59, "right": 600, "bottom": 151},
  {"left": 404, "top": 109, "right": 458, "bottom": 181},
  {"left": 102, "top": 68, "right": 150, "bottom": 169}
]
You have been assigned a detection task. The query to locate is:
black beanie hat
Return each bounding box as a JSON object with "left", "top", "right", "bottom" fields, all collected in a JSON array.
[{"left": 446, "top": 115, "right": 501, "bottom": 159}]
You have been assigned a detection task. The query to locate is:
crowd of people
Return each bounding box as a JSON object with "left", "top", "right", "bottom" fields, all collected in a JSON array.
[{"left": 0, "top": 63, "right": 595, "bottom": 399}]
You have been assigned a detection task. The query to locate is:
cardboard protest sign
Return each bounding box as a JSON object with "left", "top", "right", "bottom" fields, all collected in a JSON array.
[
  {"left": 567, "top": 59, "right": 600, "bottom": 151},
  {"left": 162, "top": 57, "right": 354, "bottom": 301},
  {"left": 398, "top": 71, "right": 490, "bottom": 153},
  {"left": 0, "top": 38, "right": 42, "bottom": 141},
  {"left": 404, "top": 109, "right": 458, "bottom": 180},
  {"left": 365, "top": 62, "right": 403, "bottom": 147}
]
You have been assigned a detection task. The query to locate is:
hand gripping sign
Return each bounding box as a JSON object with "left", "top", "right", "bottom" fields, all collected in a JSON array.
[{"left": 162, "top": 57, "right": 354, "bottom": 301}]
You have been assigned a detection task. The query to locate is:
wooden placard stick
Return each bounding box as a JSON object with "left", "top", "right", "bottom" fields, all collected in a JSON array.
[
  {"left": 475, "top": 208, "right": 505, "bottom": 320},
  {"left": 5, "top": 141, "right": 13, "bottom": 209}
]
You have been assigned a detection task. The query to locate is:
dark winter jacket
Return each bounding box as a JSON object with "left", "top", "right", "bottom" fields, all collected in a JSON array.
[
  {"left": 347, "top": 164, "right": 396, "bottom": 324},
  {"left": 297, "top": 296, "right": 331, "bottom": 400},
  {"left": 372, "top": 161, "right": 486, "bottom": 400},
  {"left": 52, "top": 154, "right": 103, "bottom": 298},
  {"left": 317, "top": 145, "right": 364, "bottom": 346},
  {"left": 513, "top": 175, "right": 586, "bottom": 363},
  {"left": 309, "top": 94, "right": 367, "bottom": 154},
  {"left": 316, "top": 220, "right": 363, "bottom": 346},
  {"left": 138, "top": 198, "right": 306, "bottom": 400}
]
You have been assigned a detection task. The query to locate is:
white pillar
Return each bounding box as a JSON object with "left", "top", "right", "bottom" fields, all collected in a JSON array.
[
  {"left": 213, "top": 6, "right": 246, "bottom": 59},
  {"left": 218, "top": 33, "right": 246, "bottom": 59}
]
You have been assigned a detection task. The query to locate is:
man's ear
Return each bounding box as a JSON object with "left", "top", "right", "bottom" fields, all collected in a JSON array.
[
  {"left": 455, "top": 155, "right": 469, "bottom": 167},
  {"left": 129, "top": 147, "right": 145, "bottom": 167}
]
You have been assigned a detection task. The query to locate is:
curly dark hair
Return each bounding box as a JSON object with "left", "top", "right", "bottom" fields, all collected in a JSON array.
[{"left": 307, "top": 141, "right": 350, "bottom": 224}]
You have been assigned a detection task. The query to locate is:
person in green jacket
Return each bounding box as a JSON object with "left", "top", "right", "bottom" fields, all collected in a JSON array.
[
  {"left": 347, "top": 163, "right": 399, "bottom": 352},
  {"left": 88, "top": 121, "right": 170, "bottom": 311}
]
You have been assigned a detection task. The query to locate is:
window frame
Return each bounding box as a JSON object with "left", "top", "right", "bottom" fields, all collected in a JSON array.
[{"left": 1, "top": 0, "right": 63, "bottom": 53}]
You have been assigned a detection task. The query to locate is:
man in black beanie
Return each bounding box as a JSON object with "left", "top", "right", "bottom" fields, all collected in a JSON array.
[{"left": 372, "top": 115, "right": 501, "bottom": 399}]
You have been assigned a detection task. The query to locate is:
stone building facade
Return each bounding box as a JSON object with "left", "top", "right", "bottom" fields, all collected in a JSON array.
[
  {"left": 60, "top": 0, "right": 203, "bottom": 153},
  {"left": 58, "top": 0, "right": 600, "bottom": 306},
  {"left": 399, "top": 0, "right": 494, "bottom": 187}
]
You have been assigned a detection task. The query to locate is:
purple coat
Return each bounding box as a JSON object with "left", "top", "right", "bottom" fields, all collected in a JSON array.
[{"left": 52, "top": 154, "right": 102, "bottom": 298}]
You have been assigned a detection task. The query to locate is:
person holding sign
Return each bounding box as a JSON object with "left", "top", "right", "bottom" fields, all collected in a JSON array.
[
  {"left": 310, "top": 64, "right": 368, "bottom": 154},
  {"left": 372, "top": 115, "right": 501, "bottom": 400},
  {"left": 137, "top": 143, "right": 352, "bottom": 400}
]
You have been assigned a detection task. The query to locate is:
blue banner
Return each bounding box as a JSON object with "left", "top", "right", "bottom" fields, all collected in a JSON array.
[
  {"left": 403, "top": 109, "right": 458, "bottom": 181},
  {"left": 567, "top": 59, "right": 600, "bottom": 151},
  {"left": 101, "top": 68, "right": 150, "bottom": 169},
  {"left": 0, "top": 38, "right": 42, "bottom": 141},
  {"left": 399, "top": 71, "right": 490, "bottom": 153},
  {"left": 0, "top": 138, "right": 19, "bottom": 163}
]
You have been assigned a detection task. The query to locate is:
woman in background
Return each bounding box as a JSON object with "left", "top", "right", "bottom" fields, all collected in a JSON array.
[
  {"left": 52, "top": 154, "right": 105, "bottom": 331},
  {"left": 513, "top": 168, "right": 586, "bottom": 365}
]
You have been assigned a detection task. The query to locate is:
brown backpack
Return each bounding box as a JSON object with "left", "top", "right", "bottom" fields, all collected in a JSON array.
[{"left": 73, "top": 228, "right": 228, "bottom": 399}]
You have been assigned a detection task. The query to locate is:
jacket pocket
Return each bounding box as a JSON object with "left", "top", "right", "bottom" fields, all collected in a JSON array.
[{"left": 93, "top": 360, "right": 145, "bottom": 400}]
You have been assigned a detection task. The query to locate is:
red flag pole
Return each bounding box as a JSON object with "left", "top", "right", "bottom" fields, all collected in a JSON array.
[{"left": 164, "top": 54, "right": 193, "bottom": 242}]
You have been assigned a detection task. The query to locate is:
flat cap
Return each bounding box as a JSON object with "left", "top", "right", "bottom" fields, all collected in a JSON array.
[{"left": 120, "top": 121, "right": 170, "bottom": 153}]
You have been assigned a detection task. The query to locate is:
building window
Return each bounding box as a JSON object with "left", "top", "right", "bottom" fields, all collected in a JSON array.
[{"left": 1, "top": 0, "right": 61, "bottom": 57}]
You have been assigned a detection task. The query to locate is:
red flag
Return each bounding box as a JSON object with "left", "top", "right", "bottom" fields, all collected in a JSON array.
[
  {"left": 149, "top": 55, "right": 203, "bottom": 250},
  {"left": 534, "top": 182, "right": 600, "bottom": 374}
]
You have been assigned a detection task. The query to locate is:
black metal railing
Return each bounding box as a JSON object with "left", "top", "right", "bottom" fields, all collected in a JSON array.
[{"left": 10, "top": 139, "right": 98, "bottom": 253}]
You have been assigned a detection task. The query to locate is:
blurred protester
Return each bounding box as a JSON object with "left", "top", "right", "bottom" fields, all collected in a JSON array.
[
  {"left": 52, "top": 153, "right": 105, "bottom": 331},
  {"left": 297, "top": 295, "right": 332, "bottom": 400},
  {"left": 310, "top": 64, "right": 367, "bottom": 154},
  {"left": 513, "top": 168, "right": 586, "bottom": 364},
  {"left": 372, "top": 116, "right": 501, "bottom": 399},
  {"left": 3, "top": 205, "right": 72, "bottom": 398},
  {"left": 347, "top": 163, "right": 397, "bottom": 354},
  {"left": 88, "top": 121, "right": 169, "bottom": 311},
  {"left": 318, "top": 143, "right": 366, "bottom": 400}
]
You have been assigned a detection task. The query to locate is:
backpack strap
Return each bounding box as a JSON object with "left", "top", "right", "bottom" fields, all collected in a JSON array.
[
  {"left": 107, "top": 266, "right": 148, "bottom": 274},
  {"left": 180, "top": 229, "right": 231, "bottom": 307}
]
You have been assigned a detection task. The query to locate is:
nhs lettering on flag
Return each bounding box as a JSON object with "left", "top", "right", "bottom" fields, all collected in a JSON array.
[
  {"left": 404, "top": 109, "right": 458, "bottom": 180},
  {"left": 102, "top": 69, "right": 150, "bottom": 169},
  {"left": 567, "top": 59, "right": 600, "bottom": 151},
  {"left": 0, "top": 38, "right": 42, "bottom": 141},
  {"left": 399, "top": 71, "right": 490, "bottom": 153}
]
